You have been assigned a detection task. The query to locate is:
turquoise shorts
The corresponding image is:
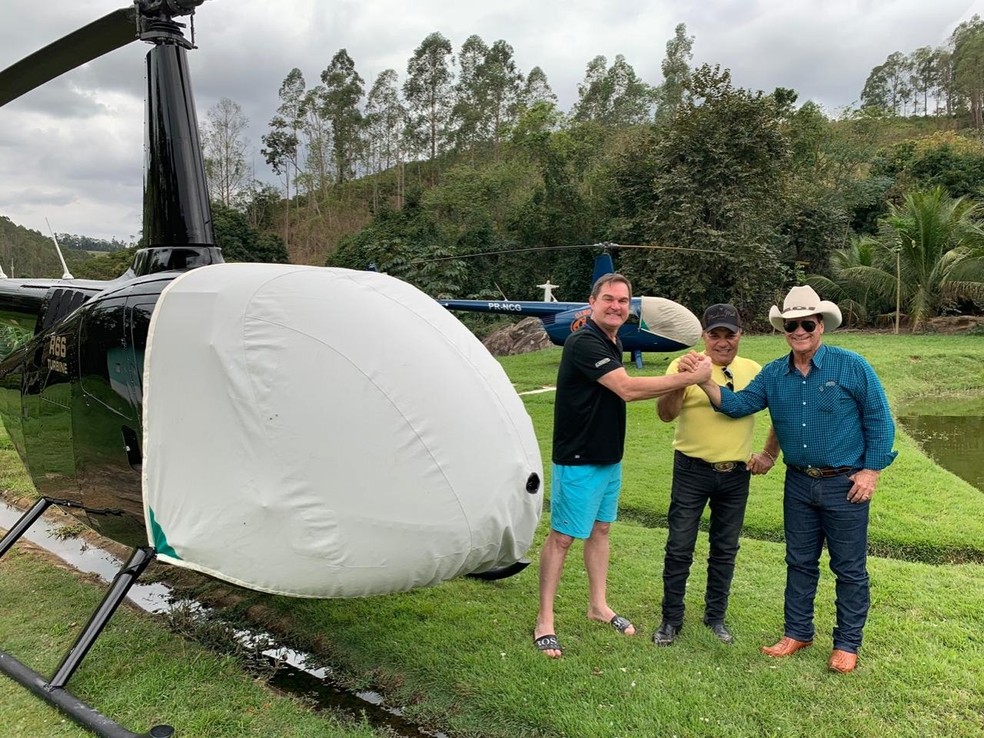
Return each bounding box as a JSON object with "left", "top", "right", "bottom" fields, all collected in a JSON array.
[{"left": 550, "top": 462, "right": 623, "bottom": 539}]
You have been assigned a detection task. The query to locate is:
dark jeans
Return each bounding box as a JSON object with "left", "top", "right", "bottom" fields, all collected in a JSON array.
[
  {"left": 661, "top": 451, "right": 750, "bottom": 626},
  {"left": 782, "top": 467, "right": 869, "bottom": 653}
]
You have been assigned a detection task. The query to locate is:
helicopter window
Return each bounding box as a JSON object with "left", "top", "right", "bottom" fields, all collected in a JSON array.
[
  {"left": 78, "top": 297, "right": 134, "bottom": 421},
  {"left": 127, "top": 303, "right": 155, "bottom": 402},
  {"left": 39, "top": 289, "right": 91, "bottom": 332},
  {"left": 39, "top": 290, "right": 66, "bottom": 331}
]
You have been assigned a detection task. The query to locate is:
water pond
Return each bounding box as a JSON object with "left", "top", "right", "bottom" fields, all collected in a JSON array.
[{"left": 897, "top": 396, "right": 984, "bottom": 493}]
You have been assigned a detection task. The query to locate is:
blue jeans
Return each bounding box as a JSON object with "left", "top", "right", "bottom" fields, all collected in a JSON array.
[
  {"left": 782, "top": 467, "right": 870, "bottom": 653},
  {"left": 661, "top": 451, "right": 750, "bottom": 626}
]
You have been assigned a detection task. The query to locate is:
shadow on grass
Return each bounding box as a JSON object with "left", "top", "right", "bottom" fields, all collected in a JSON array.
[{"left": 618, "top": 503, "right": 984, "bottom": 565}]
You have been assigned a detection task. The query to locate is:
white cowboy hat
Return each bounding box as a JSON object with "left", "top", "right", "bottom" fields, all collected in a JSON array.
[{"left": 768, "top": 285, "right": 842, "bottom": 331}]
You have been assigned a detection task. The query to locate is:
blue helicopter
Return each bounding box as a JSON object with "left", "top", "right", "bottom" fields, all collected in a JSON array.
[{"left": 438, "top": 251, "right": 703, "bottom": 366}]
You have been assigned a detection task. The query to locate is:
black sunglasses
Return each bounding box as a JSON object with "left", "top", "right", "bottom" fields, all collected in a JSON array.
[
  {"left": 721, "top": 365, "right": 734, "bottom": 391},
  {"left": 783, "top": 319, "right": 818, "bottom": 333}
]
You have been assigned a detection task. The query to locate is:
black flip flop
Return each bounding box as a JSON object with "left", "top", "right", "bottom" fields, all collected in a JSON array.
[
  {"left": 610, "top": 614, "right": 635, "bottom": 634},
  {"left": 533, "top": 633, "right": 563, "bottom": 656}
]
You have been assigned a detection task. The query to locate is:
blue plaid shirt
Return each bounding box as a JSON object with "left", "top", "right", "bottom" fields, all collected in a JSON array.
[{"left": 718, "top": 344, "right": 897, "bottom": 470}]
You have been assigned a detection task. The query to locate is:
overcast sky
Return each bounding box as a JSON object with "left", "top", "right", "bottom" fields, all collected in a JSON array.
[{"left": 1, "top": 0, "right": 982, "bottom": 243}]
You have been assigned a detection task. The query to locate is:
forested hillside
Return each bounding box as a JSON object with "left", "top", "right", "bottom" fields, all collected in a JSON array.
[
  {"left": 197, "top": 19, "right": 984, "bottom": 330},
  {"left": 4, "top": 18, "right": 984, "bottom": 330},
  {"left": 0, "top": 216, "right": 95, "bottom": 278}
]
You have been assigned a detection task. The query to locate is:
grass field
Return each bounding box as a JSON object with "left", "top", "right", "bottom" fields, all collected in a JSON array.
[{"left": 1, "top": 331, "right": 982, "bottom": 737}]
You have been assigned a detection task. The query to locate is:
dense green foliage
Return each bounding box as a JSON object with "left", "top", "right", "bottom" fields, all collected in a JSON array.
[
  {"left": 315, "top": 23, "right": 984, "bottom": 329},
  {"left": 6, "top": 21, "right": 984, "bottom": 329},
  {"left": 210, "top": 203, "right": 289, "bottom": 264},
  {"left": 71, "top": 246, "right": 136, "bottom": 280}
]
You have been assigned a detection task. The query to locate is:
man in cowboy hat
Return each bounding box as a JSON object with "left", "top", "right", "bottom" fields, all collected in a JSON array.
[{"left": 683, "top": 285, "right": 897, "bottom": 674}]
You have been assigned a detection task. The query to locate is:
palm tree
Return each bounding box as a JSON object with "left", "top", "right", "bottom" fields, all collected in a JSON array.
[
  {"left": 809, "top": 236, "right": 890, "bottom": 328},
  {"left": 834, "top": 186, "right": 984, "bottom": 330}
]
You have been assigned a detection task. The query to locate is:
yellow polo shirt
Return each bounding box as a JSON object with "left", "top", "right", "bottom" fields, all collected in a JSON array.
[{"left": 665, "top": 353, "right": 761, "bottom": 463}]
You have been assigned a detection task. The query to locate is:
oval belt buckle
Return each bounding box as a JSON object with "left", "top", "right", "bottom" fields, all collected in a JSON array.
[
  {"left": 805, "top": 467, "right": 822, "bottom": 478},
  {"left": 713, "top": 462, "right": 736, "bottom": 472}
]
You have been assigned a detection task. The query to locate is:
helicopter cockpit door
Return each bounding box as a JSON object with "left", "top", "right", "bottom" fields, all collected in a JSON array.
[
  {"left": 120, "top": 299, "right": 155, "bottom": 469},
  {"left": 74, "top": 295, "right": 145, "bottom": 546},
  {"left": 21, "top": 314, "right": 81, "bottom": 503}
]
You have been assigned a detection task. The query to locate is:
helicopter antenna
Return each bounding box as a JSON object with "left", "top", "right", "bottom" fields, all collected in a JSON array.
[{"left": 45, "top": 218, "right": 75, "bottom": 279}]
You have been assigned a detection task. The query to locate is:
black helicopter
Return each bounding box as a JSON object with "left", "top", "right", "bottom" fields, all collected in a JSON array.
[{"left": 0, "top": 3, "right": 542, "bottom": 736}]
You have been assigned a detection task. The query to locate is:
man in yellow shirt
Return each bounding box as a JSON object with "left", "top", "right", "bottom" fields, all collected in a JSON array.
[{"left": 653, "top": 304, "right": 773, "bottom": 646}]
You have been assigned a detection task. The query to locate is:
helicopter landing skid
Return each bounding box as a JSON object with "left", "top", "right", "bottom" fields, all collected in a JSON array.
[
  {"left": 466, "top": 558, "right": 531, "bottom": 581},
  {"left": 0, "top": 498, "right": 174, "bottom": 738}
]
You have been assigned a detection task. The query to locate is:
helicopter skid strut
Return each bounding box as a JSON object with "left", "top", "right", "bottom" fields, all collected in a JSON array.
[{"left": 0, "top": 498, "right": 174, "bottom": 738}]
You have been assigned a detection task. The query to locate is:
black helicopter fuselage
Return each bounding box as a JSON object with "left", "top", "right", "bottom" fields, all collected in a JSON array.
[
  {"left": 0, "top": 0, "right": 220, "bottom": 550},
  {"left": 0, "top": 271, "right": 174, "bottom": 547}
]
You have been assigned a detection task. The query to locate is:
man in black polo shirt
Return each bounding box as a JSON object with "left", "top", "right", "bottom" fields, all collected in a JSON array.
[{"left": 534, "top": 273, "right": 711, "bottom": 658}]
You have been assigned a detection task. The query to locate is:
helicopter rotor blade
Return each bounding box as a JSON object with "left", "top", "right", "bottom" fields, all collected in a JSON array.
[{"left": 0, "top": 5, "right": 139, "bottom": 108}]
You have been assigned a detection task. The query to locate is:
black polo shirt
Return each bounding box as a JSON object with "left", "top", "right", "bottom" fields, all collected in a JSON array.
[{"left": 552, "top": 318, "right": 625, "bottom": 465}]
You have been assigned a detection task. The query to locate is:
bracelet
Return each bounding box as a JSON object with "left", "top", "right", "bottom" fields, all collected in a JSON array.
[{"left": 762, "top": 449, "right": 777, "bottom": 462}]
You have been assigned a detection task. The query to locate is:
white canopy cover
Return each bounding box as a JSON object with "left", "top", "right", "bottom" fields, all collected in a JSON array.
[
  {"left": 142, "top": 264, "right": 543, "bottom": 598},
  {"left": 638, "top": 297, "right": 703, "bottom": 350}
]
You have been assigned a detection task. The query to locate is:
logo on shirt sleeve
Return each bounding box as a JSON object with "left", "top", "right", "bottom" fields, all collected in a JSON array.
[{"left": 594, "top": 357, "right": 611, "bottom": 368}]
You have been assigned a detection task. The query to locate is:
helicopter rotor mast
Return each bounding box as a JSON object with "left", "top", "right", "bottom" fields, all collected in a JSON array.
[
  {"left": 137, "top": 0, "right": 219, "bottom": 269},
  {"left": 0, "top": 1, "right": 221, "bottom": 276}
]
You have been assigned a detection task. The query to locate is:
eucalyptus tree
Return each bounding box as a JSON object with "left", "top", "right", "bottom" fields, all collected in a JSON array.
[
  {"left": 320, "top": 49, "right": 365, "bottom": 184},
  {"left": 934, "top": 47, "right": 955, "bottom": 116},
  {"left": 861, "top": 52, "right": 913, "bottom": 115},
  {"left": 572, "top": 54, "right": 654, "bottom": 126},
  {"left": 449, "top": 34, "right": 489, "bottom": 153},
  {"left": 365, "top": 69, "right": 408, "bottom": 207},
  {"left": 571, "top": 55, "right": 607, "bottom": 121},
  {"left": 520, "top": 66, "right": 557, "bottom": 109},
  {"left": 478, "top": 40, "right": 524, "bottom": 154},
  {"left": 202, "top": 97, "right": 250, "bottom": 207},
  {"left": 261, "top": 69, "right": 305, "bottom": 247},
  {"left": 886, "top": 51, "right": 915, "bottom": 115},
  {"left": 365, "top": 69, "right": 407, "bottom": 172},
  {"left": 300, "top": 84, "right": 333, "bottom": 197},
  {"left": 952, "top": 16, "right": 984, "bottom": 128},
  {"left": 403, "top": 32, "right": 454, "bottom": 161},
  {"left": 654, "top": 22, "right": 693, "bottom": 121},
  {"left": 910, "top": 46, "right": 938, "bottom": 116},
  {"left": 838, "top": 186, "right": 984, "bottom": 330},
  {"left": 860, "top": 62, "right": 891, "bottom": 113}
]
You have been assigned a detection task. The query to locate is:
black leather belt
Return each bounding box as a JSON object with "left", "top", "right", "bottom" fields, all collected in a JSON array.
[
  {"left": 792, "top": 465, "right": 854, "bottom": 479},
  {"left": 680, "top": 452, "right": 746, "bottom": 473}
]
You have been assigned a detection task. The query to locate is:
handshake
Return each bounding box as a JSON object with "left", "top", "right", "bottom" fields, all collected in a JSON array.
[{"left": 677, "top": 351, "right": 714, "bottom": 385}]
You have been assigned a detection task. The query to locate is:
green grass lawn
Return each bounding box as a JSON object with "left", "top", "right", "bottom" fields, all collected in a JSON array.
[
  {"left": 1, "top": 332, "right": 982, "bottom": 737},
  {"left": 0, "top": 548, "right": 382, "bottom": 738}
]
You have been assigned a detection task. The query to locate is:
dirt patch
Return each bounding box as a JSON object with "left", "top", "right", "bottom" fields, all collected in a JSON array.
[{"left": 925, "top": 315, "right": 984, "bottom": 334}]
